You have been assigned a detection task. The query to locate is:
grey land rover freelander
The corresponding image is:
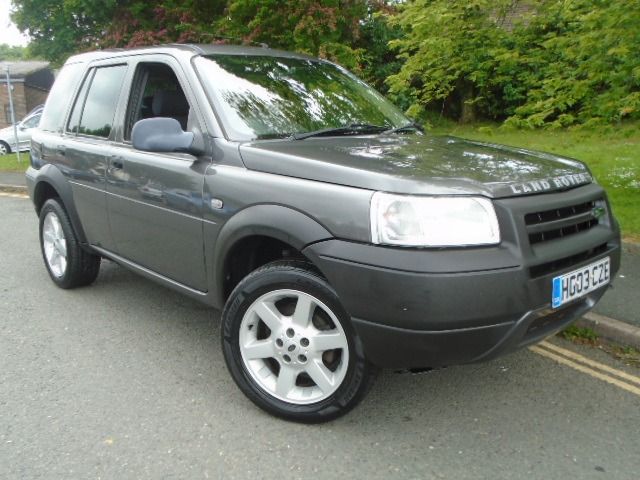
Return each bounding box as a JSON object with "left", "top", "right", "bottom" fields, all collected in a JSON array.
[{"left": 26, "top": 44, "right": 620, "bottom": 422}]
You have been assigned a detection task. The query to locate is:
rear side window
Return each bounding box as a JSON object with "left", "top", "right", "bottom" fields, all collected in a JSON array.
[
  {"left": 39, "top": 62, "right": 85, "bottom": 133},
  {"left": 67, "top": 70, "right": 94, "bottom": 134},
  {"left": 75, "top": 65, "right": 127, "bottom": 138}
]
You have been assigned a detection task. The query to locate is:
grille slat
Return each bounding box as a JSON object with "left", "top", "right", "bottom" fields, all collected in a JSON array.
[
  {"left": 525, "top": 199, "right": 602, "bottom": 246},
  {"left": 529, "top": 243, "right": 608, "bottom": 278}
]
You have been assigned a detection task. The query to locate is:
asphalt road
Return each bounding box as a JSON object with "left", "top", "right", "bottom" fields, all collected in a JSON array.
[
  {"left": 593, "top": 242, "right": 640, "bottom": 326},
  {"left": 1, "top": 195, "right": 639, "bottom": 480}
]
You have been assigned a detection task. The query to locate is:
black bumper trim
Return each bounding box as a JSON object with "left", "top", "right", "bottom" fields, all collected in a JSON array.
[{"left": 352, "top": 288, "right": 605, "bottom": 369}]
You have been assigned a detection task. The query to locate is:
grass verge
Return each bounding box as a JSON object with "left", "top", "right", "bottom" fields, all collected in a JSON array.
[
  {"left": 0, "top": 153, "right": 30, "bottom": 172},
  {"left": 430, "top": 122, "right": 640, "bottom": 240}
]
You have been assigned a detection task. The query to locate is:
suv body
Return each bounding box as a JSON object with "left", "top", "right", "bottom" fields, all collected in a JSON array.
[{"left": 26, "top": 45, "right": 621, "bottom": 421}]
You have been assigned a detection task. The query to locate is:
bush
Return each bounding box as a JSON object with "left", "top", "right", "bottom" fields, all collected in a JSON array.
[{"left": 387, "top": 0, "right": 640, "bottom": 127}]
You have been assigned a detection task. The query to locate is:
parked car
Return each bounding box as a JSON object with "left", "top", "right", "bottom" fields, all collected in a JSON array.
[
  {"left": 0, "top": 109, "right": 42, "bottom": 154},
  {"left": 26, "top": 45, "right": 621, "bottom": 422}
]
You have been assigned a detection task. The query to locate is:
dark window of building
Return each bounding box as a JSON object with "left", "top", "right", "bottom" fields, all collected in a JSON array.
[
  {"left": 77, "top": 65, "right": 127, "bottom": 138},
  {"left": 39, "top": 62, "right": 85, "bottom": 133}
]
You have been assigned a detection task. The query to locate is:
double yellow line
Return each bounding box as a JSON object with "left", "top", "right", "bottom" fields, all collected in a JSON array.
[
  {"left": 530, "top": 341, "right": 640, "bottom": 397},
  {"left": 0, "top": 192, "right": 28, "bottom": 199}
]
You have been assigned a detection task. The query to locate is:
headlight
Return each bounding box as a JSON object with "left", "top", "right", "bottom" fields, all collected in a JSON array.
[{"left": 370, "top": 192, "right": 500, "bottom": 247}]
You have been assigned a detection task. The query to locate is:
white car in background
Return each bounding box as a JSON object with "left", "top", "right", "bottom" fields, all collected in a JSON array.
[{"left": 0, "top": 107, "right": 43, "bottom": 155}]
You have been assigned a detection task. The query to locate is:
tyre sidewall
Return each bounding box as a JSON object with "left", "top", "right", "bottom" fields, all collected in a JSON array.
[
  {"left": 39, "top": 199, "right": 79, "bottom": 288},
  {"left": 222, "top": 263, "right": 371, "bottom": 423}
]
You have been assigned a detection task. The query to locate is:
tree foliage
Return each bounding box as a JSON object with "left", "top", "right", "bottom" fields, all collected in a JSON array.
[
  {"left": 388, "top": 0, "right": 640, "bottom": 126},
  {"left": 0, "top": 44, "right": 31, "bottom": 61},
  {"left": 10, "top": 0, "right": 640, "bottom": 126},
  {"left": 11, "top": 0, "right": 120, "bottom": 64}
]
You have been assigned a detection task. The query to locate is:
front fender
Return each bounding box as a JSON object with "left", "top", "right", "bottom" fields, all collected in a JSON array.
[{"left": 209, "top": 204, "right": 332, "bottom": 307}]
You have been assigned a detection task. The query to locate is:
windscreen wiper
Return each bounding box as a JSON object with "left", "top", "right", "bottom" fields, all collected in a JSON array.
[
  {"left": 383, "top": 122, "right": 424, "bottom": 134},
  {"left": 291, "top": 123, "right": 388, "bottom": 140}
]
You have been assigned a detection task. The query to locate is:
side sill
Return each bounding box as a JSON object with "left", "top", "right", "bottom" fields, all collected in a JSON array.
[{"left": 91, "top": 245, "right": 211, "bottom": 304}]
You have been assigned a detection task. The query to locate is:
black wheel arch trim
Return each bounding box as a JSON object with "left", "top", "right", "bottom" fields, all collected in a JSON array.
[
  {"left": 30, "top": 164, "right": 89, "bottom": 244},
  {"left": 211, "top": 204, "right": 333, "bottom": 306}
]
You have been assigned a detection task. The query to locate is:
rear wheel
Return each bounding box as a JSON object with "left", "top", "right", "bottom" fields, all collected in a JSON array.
[
  {"left": 222, "top": 260, "right": 376, "bottom": 423},
  {"left": 0, "top": 141, "right": 10, "bottom": 155},
  {"left": 39, "top": 198, "right": 101, "bottom": 289}
]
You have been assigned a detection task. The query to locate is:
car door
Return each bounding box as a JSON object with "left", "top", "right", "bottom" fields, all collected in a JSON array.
[
  {"left": 62, "top": 62, "right": 129, "bottom": 251},
  {"left": 105, "top": 55, "right": 209, "bottom": 291}
]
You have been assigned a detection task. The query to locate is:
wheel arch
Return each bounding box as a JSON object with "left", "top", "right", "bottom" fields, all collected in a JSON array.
[
  {"left": 32, "top": 164, "right": 88, "bottom": 244},
  {"left": 212, "top": 204, "right": 333, "bottom": 306}
]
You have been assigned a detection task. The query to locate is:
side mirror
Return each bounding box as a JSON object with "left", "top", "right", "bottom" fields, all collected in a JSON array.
[{"left": 131, "top": 118, "right": 204, "bottom": 155}]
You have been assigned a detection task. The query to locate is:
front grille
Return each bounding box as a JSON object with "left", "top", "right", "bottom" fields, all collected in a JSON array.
[
  {"left": 525, "top": 199, "right": 603, "bottom": 245},
  {"left": 529, "top": 243, "right": 608, "bottom": 278}
]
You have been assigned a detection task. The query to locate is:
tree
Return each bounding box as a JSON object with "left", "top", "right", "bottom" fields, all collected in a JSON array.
[
  {"left": 11, "top": 0, "right": 120, "bottom": 64},
  {"left": 387, "top": 0, "right": 640, "bottom": 126},
  {"left": 101, "top": 1, "right": 228, "bottom": 48},
  {"left": 0, "top": 44, "right": 30, "bottom": 61},
  {"left": 386, "top": 0, "right": 514, "bottom": 124}
]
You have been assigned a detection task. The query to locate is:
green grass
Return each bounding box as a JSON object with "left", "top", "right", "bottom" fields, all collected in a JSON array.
[
  {"left": 430, "top": 122, "right": 640, "bottom": 240},
  {"left": 0, "top": 153, "right": 30, "bottom": 172},
  {"left": 561, "top": 325, "right": 599, "bottom": 343}
]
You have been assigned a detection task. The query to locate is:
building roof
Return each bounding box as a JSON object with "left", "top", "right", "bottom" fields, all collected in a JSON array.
[{"left": 0, "top": 60, "right": 51, "bottom": 78}]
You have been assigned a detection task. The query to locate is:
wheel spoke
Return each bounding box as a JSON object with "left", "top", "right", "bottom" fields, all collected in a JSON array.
[
  {"left": 57, "top": 239, "right": 67, "bottom": 257},
  {"left": 254, "top": 300, "right": 283, "bottom": 331},
  {"left": 58, "top": 255, "right": 67, "bottom": 275},
  {"left": 242, "top": 339, "right": 275, "bottom": 360},
  {"left": 291, "top": 294, "right": 315, "bottom": 328},
  {"left": 52, "top": 216, "right": 62, "bottom": 237},
  {"left": 43, "top": 229, "right": 55, "bottom": 243},
  {"left": 312, "top": 331, "right": 347, "bottom": 352},
  {"left": 306, "top": 360, "right": 335, "bottom": 393},
  {"left": 275, "top": 366, "right": 297, "bottom": 397}
]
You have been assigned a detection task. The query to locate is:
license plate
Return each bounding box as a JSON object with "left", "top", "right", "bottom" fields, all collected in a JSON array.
[{"left": 552, "top": 257, "right": 610, "bottom": 308}]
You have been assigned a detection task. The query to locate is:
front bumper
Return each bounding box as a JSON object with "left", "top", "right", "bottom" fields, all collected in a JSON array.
[{"left": 303, "top": 184, "right": 621, "bottom": 369}]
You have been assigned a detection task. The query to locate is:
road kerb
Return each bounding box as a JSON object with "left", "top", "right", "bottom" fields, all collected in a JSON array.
[{"left": 576, "top": 312, "right": 640, "bottom": 350}]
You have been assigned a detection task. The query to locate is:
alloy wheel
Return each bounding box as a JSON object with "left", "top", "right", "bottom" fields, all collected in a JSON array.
[{"left": 239, "top": 289, "right": 349, "bottom": 404}]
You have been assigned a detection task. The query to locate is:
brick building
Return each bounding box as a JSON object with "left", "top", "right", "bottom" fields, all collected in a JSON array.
[{"left": 0, "top": 61, "right": 54, "bottom": 128}]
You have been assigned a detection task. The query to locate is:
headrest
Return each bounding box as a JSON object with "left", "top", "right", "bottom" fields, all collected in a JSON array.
[{"left": 152, "top": 90, "right": 189, "bottom": 117}]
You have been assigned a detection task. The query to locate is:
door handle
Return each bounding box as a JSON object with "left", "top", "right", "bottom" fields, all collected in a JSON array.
[
  {"left": 56, "top": 145, "right": 66, "bottom": 156},
  {"left": 109, "top": 156, "right": 124, "bottom": 171}
]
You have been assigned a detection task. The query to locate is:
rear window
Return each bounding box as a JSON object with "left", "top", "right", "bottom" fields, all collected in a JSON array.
[{"left": 39, "top": 62, "right": 85, "bottom": 133}]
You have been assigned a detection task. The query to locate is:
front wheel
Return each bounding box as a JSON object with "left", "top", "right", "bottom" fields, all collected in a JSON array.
[
  {"left": 221, "top": 260, "right": 376, "bottom": 423},
  {"left": 0, "top": 141, "right": 10, "bottom": 155}
]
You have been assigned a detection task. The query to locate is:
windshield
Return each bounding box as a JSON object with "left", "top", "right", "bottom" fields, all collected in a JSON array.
[{"left": 194, "top": 54, "right": 411, "bottom": 141}]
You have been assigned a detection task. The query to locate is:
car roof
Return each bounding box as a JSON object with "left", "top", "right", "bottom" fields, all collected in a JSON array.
[{"left": 65, "top": 43, "right": 318, "bottom": 65}]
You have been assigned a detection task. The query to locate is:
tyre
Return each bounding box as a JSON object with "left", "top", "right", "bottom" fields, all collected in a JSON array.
[
  {"left": 222, "top": 260, "right": 376, "bottom": 423},
  {"left": 0, "top": 141, "right": 10, "bottom": 155},
  {"left": 39, "top": 198, "right": 101, "bottom": 289}
]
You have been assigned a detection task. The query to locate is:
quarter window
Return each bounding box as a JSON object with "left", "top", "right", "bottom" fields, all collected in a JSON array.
[
  {"left": 39, "top": 62, "right": 84, "bottom": 133},
  {"left": 76, "top": 65, "right": 127, "bottom": 138}
]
